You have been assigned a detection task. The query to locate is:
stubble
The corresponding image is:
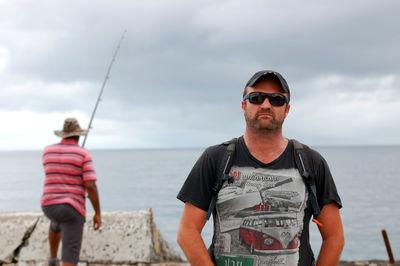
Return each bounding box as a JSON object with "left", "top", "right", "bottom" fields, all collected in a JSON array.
[{"left": 244, "top": 104, "right": 287, "bottom": 132}]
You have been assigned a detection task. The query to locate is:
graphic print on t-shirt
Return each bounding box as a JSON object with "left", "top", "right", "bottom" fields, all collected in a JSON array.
[{"left": 214, "top": 166, "right": 307, "bottom": 266}]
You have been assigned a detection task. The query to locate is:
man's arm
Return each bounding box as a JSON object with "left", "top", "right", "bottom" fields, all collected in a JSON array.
[
  {"left": 177, "top": 203, "right": 214, "bottom": 266},
  {"left": 316, "top": 203, "right": 345, "bottom": 266},
  {"left": 84, "top": 180, "right": 101, "bottom": 230}
]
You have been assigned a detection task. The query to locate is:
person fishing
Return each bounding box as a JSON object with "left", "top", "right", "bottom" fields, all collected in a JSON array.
[
  {"left": 177, "top": 70, "right": 344, "bottom": 265},
  {"left": 41, "top": 117, "right": 101, "bottom": 266}
]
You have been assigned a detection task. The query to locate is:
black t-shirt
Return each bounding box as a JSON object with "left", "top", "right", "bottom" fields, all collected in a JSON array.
[{"left": 177, "top": 137, "right": 342, "bottom": 266}]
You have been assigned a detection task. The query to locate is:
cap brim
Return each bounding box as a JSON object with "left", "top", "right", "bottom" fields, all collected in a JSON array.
[
  {"left": 247, "top": 73, "right": 285, "bottom": 91},
  {"left": 54, "top": 130, "right": 88, "bottom": 138}
]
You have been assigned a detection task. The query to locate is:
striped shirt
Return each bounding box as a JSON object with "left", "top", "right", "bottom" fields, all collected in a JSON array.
[{"left": 41, "top": 138, "right": 97, "bottom": 217}]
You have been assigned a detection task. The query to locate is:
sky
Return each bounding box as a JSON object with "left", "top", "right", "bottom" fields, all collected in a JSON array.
[{"left": 0, "top": 0, "right": 399, "bottom": 150}]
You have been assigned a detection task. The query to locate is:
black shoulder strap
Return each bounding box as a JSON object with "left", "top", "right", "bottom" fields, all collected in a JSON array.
[
  {"left": 292, "top": 139, "right": 322, "bottom": 224},
  {"left": 206, "top": 138, "right": 237, "bottom": 220}
]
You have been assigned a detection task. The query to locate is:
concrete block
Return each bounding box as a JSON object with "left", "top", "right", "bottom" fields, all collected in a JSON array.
[
  {"left": 0, "top": 212, "right": 41, "bottom": 263},
  {"left": 80, "top": 211, "right": 162, "bottom": 263},
  {"left": 0, "top": 211, "right": 182, "bottom": 264},
  {"left": 17, "top": 215, "right": 57, "bottom": 261},
  {"left": 80, "top": 211, "right": 181, "bottom": 263}
]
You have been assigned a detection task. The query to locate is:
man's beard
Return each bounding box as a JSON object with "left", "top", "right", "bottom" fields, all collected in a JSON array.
[{"left": 244, "top": 110, "right": 285, "bottom": 132}]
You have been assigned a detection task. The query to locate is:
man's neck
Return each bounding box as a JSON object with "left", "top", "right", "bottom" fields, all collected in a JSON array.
[
  {"left": 243, "top": 128, "right": 288, "bottom": 164},
  {"left": 61, "top": 138, "right": 79, "bottom": 145}
]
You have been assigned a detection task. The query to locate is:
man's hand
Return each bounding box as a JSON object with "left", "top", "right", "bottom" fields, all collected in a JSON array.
[
  {"left": 84, "top": 180, "right": 101, "bottom": 231},
  {"left": 93, "top": 213, "right": 101, "bottom": 230}
]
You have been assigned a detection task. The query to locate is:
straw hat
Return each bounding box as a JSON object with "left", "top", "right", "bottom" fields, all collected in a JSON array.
[{"left": 54, "top": 118, "right": 88, "bottom": 138}]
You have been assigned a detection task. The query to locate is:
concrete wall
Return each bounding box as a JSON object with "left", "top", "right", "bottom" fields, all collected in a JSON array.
[
  {"left": 1, "top": 211, "right": 397, "bottom": 266},
  {"left": 0, "top": 210, "right": 182, "bottom": 265}
]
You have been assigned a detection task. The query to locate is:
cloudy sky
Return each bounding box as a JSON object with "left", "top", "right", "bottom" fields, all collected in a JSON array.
[{"left": 1, "top": 0, "right": 399, "bottom": 150}]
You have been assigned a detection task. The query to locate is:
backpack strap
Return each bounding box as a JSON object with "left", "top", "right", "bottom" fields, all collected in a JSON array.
[
  {"left": 206, "top": 138, "right": 237, "bottom": 220},
  {"left": 292, "top": 139, "right": 323, "bottom": 227}
]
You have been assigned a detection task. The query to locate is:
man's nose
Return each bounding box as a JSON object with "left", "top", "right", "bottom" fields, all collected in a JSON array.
[{"left": 259, "top": 97, "right": 271, "bottom": 108}]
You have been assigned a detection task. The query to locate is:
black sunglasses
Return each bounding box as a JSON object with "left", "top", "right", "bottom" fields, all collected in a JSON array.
[{"left": 243, "top": 92, "right": 289, "bottom": 106}]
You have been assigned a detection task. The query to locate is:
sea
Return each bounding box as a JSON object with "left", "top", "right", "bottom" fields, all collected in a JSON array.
[{"left": 0, "top": 145, "right": 399, "bottom": 261}]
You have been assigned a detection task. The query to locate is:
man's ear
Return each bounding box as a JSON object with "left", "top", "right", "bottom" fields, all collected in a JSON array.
[{"left": 285, "top": 103, "right": 291, "bottom": 118}]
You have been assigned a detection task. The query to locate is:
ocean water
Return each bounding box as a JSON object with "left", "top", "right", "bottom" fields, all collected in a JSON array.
[{"left": 0, "top": 145, "right": 399, "bottom": 261}]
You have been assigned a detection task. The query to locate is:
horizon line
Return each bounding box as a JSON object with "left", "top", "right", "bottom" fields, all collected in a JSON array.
[{"left": 1, "top": 143, "right": 400, "bottom": 152}]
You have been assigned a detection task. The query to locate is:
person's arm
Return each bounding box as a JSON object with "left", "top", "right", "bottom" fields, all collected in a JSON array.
[
  {"left": 177, "top": 203, "right": 214, "bottom": 266},
  {"left": 84, "top": 180, "right": 101, "bottom": 230},
  {"left": 316, "top": 203, "right": 345, "bottom": 266}
]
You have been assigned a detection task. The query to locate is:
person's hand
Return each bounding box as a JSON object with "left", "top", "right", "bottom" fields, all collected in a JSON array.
[{"left": 93, "top": 213, "right": 101, "bottom": 230}]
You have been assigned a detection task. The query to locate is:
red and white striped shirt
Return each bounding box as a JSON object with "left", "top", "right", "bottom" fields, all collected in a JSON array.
[{"left": 41, "top": 138, "right": 97, "bottom": 217}]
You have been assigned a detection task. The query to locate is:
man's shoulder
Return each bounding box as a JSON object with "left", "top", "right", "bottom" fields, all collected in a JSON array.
[
  {"left": 43, "top": 142, "right": 90, "bottom": 155},
  {"left": 203, "top": 138, "right": 239, "bottom": 158},
  {"left": 43, "top": 142, "right": 60, "bottom": 152},
  {"left": 290, "top": 139, "right": 327, "bottom": 166},
  {"left": 291, "top": 139, "right": 322, "bottom": 154},
  {"left": 202, "top": 143, "right": 225, "bottom": 163}
]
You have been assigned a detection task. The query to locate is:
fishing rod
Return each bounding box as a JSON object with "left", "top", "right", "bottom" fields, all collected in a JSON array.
[{"left": 82, "top": 30, "right": 127, "bottom": 147}]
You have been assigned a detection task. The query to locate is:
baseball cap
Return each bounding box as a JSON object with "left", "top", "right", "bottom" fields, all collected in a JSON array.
[{"left": 245, "top": 70, "right": 290, "bottom": 100}]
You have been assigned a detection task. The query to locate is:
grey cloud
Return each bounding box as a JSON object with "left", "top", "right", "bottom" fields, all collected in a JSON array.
[{"left": 0, "top": 0, "right": 399, "bottom": 148}]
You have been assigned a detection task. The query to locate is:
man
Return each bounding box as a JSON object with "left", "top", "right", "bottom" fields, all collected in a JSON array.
[
  {"left": 41, "top": 118, "right": 101, "bottom": 266},
  {"left": 177, "top": 71, "right": 344, "bottom": 266}
]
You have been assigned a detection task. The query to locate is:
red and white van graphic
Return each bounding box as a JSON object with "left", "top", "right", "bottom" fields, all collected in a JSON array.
[{"left": 239, "top": 213, "right": 299, "bottom": 254}]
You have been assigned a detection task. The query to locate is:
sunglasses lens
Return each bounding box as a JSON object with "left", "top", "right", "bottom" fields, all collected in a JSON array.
[
  {"left": 249, "top": 94, "right": 265, "bottom": 104},
  {"left": 269, "top": 94, "right": 286, "bottom": 106}
]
